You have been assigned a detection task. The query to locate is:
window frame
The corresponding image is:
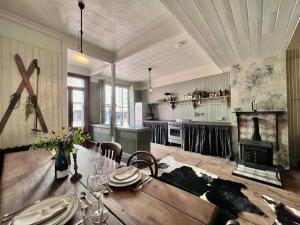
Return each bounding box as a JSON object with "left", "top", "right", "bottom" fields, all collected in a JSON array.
[
  {"left": 67, "top": 73, "right": 90, "bottom": 131},
  {"left": 104, "top": 83, "right": 129, "bottom": 126}
]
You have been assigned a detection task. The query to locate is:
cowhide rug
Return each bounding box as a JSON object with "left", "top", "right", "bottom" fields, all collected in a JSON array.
[
  {"left": 262, "top": 195, "right": 300, "bottom": 225},
  {"left": 157, "top": 156, "right": 266, "bottom": 225}
]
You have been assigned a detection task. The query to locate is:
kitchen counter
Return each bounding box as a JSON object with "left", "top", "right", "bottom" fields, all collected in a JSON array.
[
  {"left": 90, "top": 124, "right": 151, "bottom": 162},
  {"left": 144, "top": 120, "right": 231, "bottom": 126},
  {"left": 91, "top": 124, "right": 151, "bottom": 132},
  {"left": 183, "top": 121, "right": 231, "bottom": 126},
  {"left": 143, "top": 120, "right": 169, "bottom": 123}
]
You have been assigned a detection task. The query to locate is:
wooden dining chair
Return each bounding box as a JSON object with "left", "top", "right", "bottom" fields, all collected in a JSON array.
[
  {"left": 127, "top": 151, "right": 158, "bottom": 178},
  {"left": 83, "top": 140, "right": 99, "bottom": 149},
  {"left": 100, "top": 142, "right": 123, "bottom": 163}
]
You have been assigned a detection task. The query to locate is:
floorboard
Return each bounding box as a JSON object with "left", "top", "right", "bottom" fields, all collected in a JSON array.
[{"left": 150, "top": 143, "right": 300, "bottom": 225}]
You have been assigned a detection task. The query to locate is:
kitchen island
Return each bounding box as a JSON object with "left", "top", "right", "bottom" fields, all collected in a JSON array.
[{"left": 90, "top": 124, "right": 151, "bottom": 162}]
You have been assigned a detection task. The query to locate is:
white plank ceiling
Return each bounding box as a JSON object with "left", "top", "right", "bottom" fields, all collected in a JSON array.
[
  {"left": 161, "top": 0, "right": 300, "bottom": 70},
  {"left": 99, "top": 32, "right": 221, "bottom": 82},
  {"left": 1, "top": 0, "right": 300, "bottom": 84},
  {"left": 0, "top": 0, "right": 169, "bottom": 52}
]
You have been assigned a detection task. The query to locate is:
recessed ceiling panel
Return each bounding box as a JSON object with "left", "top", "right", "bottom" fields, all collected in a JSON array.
[
  {"left": 0, "top": 0, "right": 169, "bottom": 51},
  {"left": 99, "top": 32, "right": 221, "bottom": 82}
]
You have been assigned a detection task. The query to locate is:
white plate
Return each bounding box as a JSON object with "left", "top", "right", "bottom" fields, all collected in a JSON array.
[
  {"left": 109, "top": 170, "right": 141, "bottom": 184},
  {"left": 8, "top": 194, "right": 79, "bottom": 225},
  {"left": 108, "top": 171, "right": 141, "bottom": 187}
]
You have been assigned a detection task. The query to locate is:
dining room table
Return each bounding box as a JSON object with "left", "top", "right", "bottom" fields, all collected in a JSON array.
[{"left": 0, "top": 146, "right": 218, "bottom": 225}]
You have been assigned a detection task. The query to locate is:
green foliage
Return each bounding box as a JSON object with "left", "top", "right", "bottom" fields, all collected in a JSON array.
[
  {"left": 25, "top": 96, "right": 35, "bottom": 121},
  {"left": 31, "top": 127, "right": 91, "bottom": 152}
]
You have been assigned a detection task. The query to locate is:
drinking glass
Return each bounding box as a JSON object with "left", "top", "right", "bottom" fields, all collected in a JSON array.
[
  {"left": 88, "top": 146, "right": 102, "bottom": 175},
  {"left": 81, "top": 202, "right": 108, "bottom": 225},
  {"left": 87, "top": 173, "right": 109, "bottom": 224}
]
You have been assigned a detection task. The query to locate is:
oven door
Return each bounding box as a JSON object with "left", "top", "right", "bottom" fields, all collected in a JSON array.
[{"left": 168, "top": 124, "right": 182, "bottom": 144}]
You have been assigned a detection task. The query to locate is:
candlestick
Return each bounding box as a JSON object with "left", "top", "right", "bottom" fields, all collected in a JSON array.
[{"left": 70, "top": 152, "right": 82, "bottom": 183}]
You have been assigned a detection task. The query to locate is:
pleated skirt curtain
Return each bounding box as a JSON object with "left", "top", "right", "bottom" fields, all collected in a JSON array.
[
  {"left": 182, "top": 124, "right": 232, "bottom": 158},
  {"left": 143, "top": 122, "right": 168, "bottom": 145}
]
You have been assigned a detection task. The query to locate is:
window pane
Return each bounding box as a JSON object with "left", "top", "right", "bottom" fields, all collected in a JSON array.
[
  {"left": 105, "top": 106, "right": 111, "bottom": 124},
  {"left": 72, "top": 90, "right": 84, "bottom": 127},
  {"left": 104, "top": 85, "right": 129, "bottom": 126},
  {"left": 68, "top": 77, "right": 85, "bottom": 88},
  {"left": 105, "top": 85, "right": 111, "bottom": 105}
]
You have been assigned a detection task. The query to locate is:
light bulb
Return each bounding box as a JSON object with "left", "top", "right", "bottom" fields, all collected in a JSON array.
[{"left": 149, "top": 87, "right": 152, "bottom": 92}]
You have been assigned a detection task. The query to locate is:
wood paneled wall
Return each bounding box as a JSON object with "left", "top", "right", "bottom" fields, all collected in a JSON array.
[
  {"left": 287, "top": 49, "right": 300, "bottom": 167},
  {"left": 146, "top": 72, "right": 230, "bottom": 122},
  {"left": 0, "top": 36, "right": 66, "bottom": 148}
]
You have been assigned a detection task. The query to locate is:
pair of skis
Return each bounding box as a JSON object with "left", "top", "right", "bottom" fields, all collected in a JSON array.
[{"left": 0, "top": 54, "right": 48, "bottom": 135}]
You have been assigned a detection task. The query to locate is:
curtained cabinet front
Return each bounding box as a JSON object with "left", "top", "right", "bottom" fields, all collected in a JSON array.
[{"left": 182, "top": 123, "right": 232, "bottom": 158}]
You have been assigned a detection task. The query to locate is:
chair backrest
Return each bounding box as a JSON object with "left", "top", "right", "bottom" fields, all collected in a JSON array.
[
  {"left": 100, "top": 142, "right": 122, "bottom": 163},
  {"left": 127, "top": 151, "right": 158, "bottom": 177},
  {"left": 83, "top": 140, "right": 99, "bottom": 149}
]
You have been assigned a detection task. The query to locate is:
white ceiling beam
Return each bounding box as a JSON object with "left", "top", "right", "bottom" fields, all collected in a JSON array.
[
  {"left": 0, "top": 8, "right": 115, "bottom": 63},
  {"left": 115, "top": 14, "right": 184, "bottom": 62}
]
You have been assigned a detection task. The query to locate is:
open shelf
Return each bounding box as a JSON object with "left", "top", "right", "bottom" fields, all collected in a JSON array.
[{"left": 152, "top": 95, "right": 230, "bottom": 110}]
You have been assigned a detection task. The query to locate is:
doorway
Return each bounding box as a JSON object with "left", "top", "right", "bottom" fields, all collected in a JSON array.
[{"left": 67, "top": 73, "right": 90, "bottom": 130}]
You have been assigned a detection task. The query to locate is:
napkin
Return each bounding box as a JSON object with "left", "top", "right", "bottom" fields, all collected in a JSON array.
[
  {"left": 113, "top": 166, "right": 138, "bottom": 181},
  {"left": 12, "top": 199, "right": 69, "bottom": 225}
]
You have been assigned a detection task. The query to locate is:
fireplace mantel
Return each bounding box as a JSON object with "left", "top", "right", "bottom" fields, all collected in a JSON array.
[
  {"left": 234, "top": 110, "right": 285, "bottom": 115},
  {"left": 233, "top": 110, "right": 285, "bottom": 151}
]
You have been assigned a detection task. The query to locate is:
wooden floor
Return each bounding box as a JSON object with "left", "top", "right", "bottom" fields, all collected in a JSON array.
[{"left": 150, "top": 143, "right": 300, "bottom": 225}]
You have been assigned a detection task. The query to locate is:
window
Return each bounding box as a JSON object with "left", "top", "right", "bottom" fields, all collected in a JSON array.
[
  {"left": 68, "top": 75, "right": 89, "bottom": 128},
  {"left": 105, "top": 84, "right": 129, "bottom": 126}
]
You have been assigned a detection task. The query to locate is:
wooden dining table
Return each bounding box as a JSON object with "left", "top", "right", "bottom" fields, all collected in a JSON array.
[{"left": 0, "top": 147, "right": 217, "bottom": 225}]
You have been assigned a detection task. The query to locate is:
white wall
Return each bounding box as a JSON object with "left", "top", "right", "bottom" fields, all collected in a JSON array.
[
  {"left": 0, "top": 28, "right": 65, "bottom": 148},
  {"left": 145, "top": 72, "right": 231, "bottom": 122},
  {"left": 0, "top": 11, "right": 112, "bottom": 148}
]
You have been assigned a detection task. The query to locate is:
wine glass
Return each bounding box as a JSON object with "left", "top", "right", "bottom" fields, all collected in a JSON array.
[
  {"left": 88, "top": 146, "right": 102, "bottom": 175},
  {"left": 87, "top": 173, "right": 109, "bottom": 224}
]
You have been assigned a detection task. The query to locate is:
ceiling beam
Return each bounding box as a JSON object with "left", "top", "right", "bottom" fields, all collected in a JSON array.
[
  {"left": 0, "top": 8, "right": 115, "bottom": 63},
  {"left": 115, "top": 14, "right": 184, "bottom": 62}
]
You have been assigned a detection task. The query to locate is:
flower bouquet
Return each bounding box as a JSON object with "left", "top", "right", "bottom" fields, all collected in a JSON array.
[{"left": 31, "top": 127, "right": 90, "bottom": 164}]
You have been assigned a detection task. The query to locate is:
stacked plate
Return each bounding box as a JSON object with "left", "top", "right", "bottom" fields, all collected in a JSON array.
[
  {"left": 108, "top": 166, "right": 141, "bottom": 187},
  {"left": 8, "top": 194, "right": 79, "bottom": 225}
]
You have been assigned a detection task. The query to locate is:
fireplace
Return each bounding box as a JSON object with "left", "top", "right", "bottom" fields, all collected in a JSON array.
[
  {"left": 238, "top": 116, "right": 273, "bottom": 169},
  {"left": 239, "top": 139, "right": 273, "bottom": 170},
  {"left": 232, "top": 111, "right": 284, "bottom": 187}
]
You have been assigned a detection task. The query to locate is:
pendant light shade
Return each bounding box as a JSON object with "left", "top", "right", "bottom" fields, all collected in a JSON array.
[
  {"left": 72, "top": 52, "right": 90, "bottom": 64},
  {"left": 72, "top": 0, "right": 91, "bottom": 64},
  {"left": 148, "top": 67, "right": 152, "bottom": 92}
]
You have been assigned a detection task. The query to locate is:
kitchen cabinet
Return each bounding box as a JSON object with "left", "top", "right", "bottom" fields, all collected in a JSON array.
[
  {"left": 90, "top": 124, "right": 151, "bottom": 163},
  {"left": 182, "top": 122, "right": 232, "bottom": 158},
  {"left": 143, "top": 121, "right": 168, "bottom": 145}
]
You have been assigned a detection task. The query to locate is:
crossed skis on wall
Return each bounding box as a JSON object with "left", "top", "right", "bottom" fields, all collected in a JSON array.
[{"left": 0, "top": 54, "right": 48, "bottom": 136}]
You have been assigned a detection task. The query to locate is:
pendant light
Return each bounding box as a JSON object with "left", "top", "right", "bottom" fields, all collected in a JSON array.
[
  {"left": 72, "top": 0, "right": 91, "bottom": 64},
  {"left": 148, "top": 67, "right": 152, "bottom": 92}
]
